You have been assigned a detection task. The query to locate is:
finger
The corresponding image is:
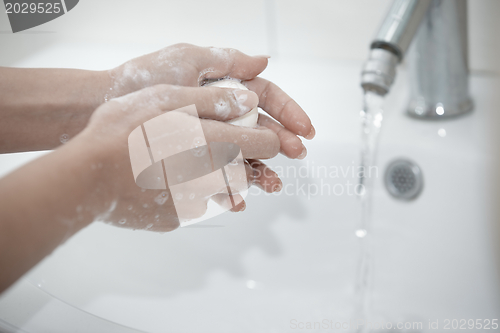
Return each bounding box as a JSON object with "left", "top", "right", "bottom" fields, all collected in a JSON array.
[
  {"left": 111, "top": 84, "right": 259, "bottom": 122},
  {"left": 196, "top": 86, "right": 259, "bottom": 121},
  {"left": 246, "top": 159, "right": 282, "bottom": 193},
  {"left": 258, "top": 113, "right": 307, "bottom": 160},
  {"left": 193, "top": 46, "right": 269, "bottom": 83},
  {"left": 159, "top": 85, "right": 259, "bottom": 121},
  {"left": 201, "top": 119, "right": 280, "bottom": 160},
  {"left": 230, "top": 194, "right": 246, "bottom": 213},
  {"left": 243, "top": 77, "right": 315, "bottom": 140},
  {"left": 211, "top": 193, "right": 246, "bottom": 212}
]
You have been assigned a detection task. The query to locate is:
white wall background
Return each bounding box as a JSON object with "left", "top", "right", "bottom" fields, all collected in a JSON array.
[{"left": 0, "top": 0, "right": 499, "bottom": 72}]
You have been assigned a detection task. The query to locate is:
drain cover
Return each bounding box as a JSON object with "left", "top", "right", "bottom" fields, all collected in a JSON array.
[{"left": 384, "top": 159, "right": 423, "bottom": 200}]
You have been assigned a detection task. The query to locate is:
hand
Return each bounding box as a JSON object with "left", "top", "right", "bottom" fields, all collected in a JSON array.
[
  {"left": 76, "top": 84, "right": 284, "bottom": 232},
  {"left": 108, "top": 44, "right": 315, "bottom": 160}
]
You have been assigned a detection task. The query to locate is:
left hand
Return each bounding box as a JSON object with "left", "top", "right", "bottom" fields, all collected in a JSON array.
[{"left": 108, "top": 43, "right": 315, "bottom": 160}]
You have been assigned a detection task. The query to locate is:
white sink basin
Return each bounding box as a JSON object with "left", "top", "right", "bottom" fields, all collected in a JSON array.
[{"left": 0, "top": 45, "right": 499, "bottom": 332}]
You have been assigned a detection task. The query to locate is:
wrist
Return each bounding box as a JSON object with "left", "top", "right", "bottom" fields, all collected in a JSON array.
[
  {"left": 61, "top": 134, "right": 114, "bottom": 219},
  {"left": 108, "top": 61, "right": 153, "bottom": 99},
  {"left": 71, "top": 126, "right": 129, "bottom": 204},
  {"left": 93, "top": 69, "right": 116, "bottom": 104}
]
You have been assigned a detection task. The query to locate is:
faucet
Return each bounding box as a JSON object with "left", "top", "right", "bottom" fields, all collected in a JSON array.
[{"left": 361, "top": 0, "right": 473, "bottom": 118}]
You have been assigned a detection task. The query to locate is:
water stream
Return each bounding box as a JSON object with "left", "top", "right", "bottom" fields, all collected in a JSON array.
[{"left": 355, "top": 90, "right": 386, "bottom": 333}]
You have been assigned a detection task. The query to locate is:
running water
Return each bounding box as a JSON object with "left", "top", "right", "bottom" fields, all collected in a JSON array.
[{"left": 355, "top": 90, "right": 386, "bottom": 332}]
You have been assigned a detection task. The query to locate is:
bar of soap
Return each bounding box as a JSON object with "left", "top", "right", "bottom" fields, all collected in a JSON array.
[{"left": 207, "top": 79, "right": 259, "bottom": 128}]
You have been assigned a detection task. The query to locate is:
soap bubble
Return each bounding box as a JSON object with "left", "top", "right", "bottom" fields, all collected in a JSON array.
[
  {"left": 60, "top": 134, "right": 70, "bottom": 144},
  {"left": 191, "top": 137, "right": 207, "bottom": 157},
  {"left": 154, "top": 191, "right": 169, "bottom": 205},
  {"left": 192, "top": 137, "right": 205, "bottom": 147},
  {"left": 191, "top": 145, "right": 207, "bottom": 157}
]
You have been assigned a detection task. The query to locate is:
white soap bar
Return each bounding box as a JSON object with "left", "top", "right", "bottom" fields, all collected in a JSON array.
[{"left": 207, "top": 79, "right": 259, "bottom": 128}]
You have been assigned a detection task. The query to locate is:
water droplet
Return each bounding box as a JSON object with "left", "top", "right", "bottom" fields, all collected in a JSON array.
[
  {"left": 127, "top": 205, "right": 133, "bottom": 210},
  {"left": 241, "top": 134, "right": 249, "bottom": 141},
  {"left": 155, "top": 214, "right": 160, "bottom": 219},
  {"left": 355, "top": 229, "right": 367, "bottom": 238},
  {"left": 119, "top": 218, "right": 127, "bottom": 225},
  {"left": 246, "top": 280, "right": 257, "bottom": 289},
  {"left": 36, "top": 279, "right": 46, "bottom": 288},
  {"left": 143, "top": 203, "right": 148, "bottom": 208},
  {"left": 146, "top": 223, "right": 153, "bottom": 230},
  {"left": 189, "top": 193, "right": 195, "bottom": 200},
  {"left": 175, "top": 193, "right": 183, "bottom": 200},
  {"left": 60, "top": 134, "right": 70, "bottom": 144},
  {"left": 154, "top": 191, "right": 169, "bottom": 205}
]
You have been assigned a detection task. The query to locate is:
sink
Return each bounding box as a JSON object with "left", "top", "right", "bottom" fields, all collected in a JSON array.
[{"left": 0, "top": 44, "right": 499, "bottom": 332}]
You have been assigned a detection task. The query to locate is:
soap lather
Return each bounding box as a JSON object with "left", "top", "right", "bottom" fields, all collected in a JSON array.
[{"left": 206, "top": 79, "right": 259, "bottom": 128}]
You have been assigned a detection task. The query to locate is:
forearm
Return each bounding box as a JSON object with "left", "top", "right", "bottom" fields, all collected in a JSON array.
[
  {"left": 0, "top": 67, "right": 111, "bottom": 153},
  {"left": 0, "top": 135, "right": 108, "bottom": 292}
]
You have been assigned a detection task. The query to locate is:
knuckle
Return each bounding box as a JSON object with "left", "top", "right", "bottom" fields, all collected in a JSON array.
[
  {"left": 171, "top": 42, "right": 193, "bottom": 50},
  {"left": 267, "top": 135, "right": 281, "bottom": 158}
]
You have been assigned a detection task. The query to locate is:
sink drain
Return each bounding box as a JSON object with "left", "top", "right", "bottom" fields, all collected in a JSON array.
[{"left": 384, "top": 159, "right": 423, "bottom": 200}]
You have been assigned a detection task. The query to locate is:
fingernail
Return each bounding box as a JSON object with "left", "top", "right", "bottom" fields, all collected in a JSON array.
[
  {"left": 255, "top": 55, "right": 271, "bottom": 59},
  {"left": 273, "top": 180, "right": 283, "bottom": 192},
  {"left": 233, "top": 90, "right": 258, "bottom": 114},
  {"left": 305, "top": 125, "right": 316, "bottom": 140},
  {"left": 297, "top": 145, "right": 307, "bottom": 160},
  {"left": 233, "top": 201, "right": 246, "bottom": 212}
]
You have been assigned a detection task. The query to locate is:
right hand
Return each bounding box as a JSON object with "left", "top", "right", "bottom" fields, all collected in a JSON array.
[{"left": 74, "top": 84, "right": 283, "bottom": 232}]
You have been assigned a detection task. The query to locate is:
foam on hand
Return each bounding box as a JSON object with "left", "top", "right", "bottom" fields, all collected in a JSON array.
[{"left": 206, "top": 79, "right": 259, "bottom": 128}]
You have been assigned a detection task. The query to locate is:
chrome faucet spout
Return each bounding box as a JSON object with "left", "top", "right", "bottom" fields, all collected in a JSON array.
[{"left": 361, "top": 0, "right": 473, "bottom": 118}]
